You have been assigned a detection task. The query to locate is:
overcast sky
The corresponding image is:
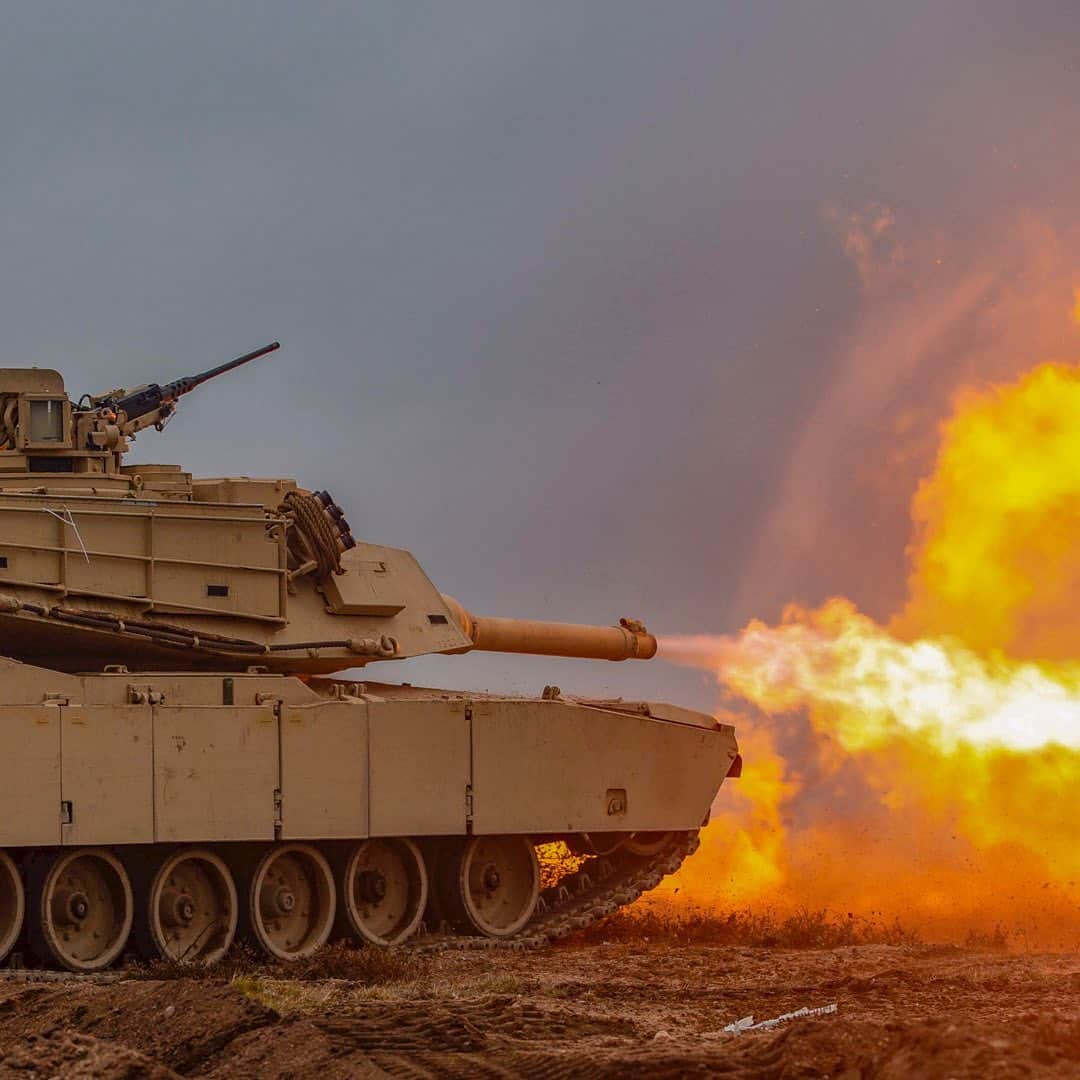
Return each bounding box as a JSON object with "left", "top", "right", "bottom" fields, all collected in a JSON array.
[{"left": 1, "top": 2, "right": 1078, "bottom": 711}]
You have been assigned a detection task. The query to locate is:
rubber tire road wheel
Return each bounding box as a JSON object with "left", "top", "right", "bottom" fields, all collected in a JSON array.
[
  {"left": 338, "top": 838, "right": 428, "bottom": 946},
  {"left": 434, "top": 836, "right": 540, "bottom": 939},
  {"left": 142, "top": 848, "right": 238, "bottom": 965},
  {"left": 0, "top": 851, "right": 23, "bottom": 964},
  {"left": 29, "top": 848, "right": 133, "bottom": 972},
  {"left": 247, "top": 844, "right": 336, "bottom": 961}
]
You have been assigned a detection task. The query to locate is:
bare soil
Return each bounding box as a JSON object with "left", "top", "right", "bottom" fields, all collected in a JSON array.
[{"left": 0, "top": 941, "right": 1075, "bottom": 1078}]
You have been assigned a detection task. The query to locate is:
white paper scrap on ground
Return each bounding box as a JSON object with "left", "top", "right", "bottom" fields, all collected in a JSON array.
[
  {"left": 723, "top": 1003, "right": 838, "bottom": 1034},
  {"left": 723, "top": 1015, "right": 756, "bottom": 1034}
]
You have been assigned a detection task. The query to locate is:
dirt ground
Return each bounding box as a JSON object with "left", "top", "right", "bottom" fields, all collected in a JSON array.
[{"left": 0, "top": 942, "right": 1075, "bottom": 1078}]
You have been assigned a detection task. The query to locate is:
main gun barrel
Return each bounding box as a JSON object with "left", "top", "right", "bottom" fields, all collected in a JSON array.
[{"left": 441, "top": 595, "right": 657, "bottom": 661}]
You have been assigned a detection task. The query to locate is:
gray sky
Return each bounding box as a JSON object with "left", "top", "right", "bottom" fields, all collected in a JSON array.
[{"left": 1, "top": 2, "right": 1078, "bottom": 711}]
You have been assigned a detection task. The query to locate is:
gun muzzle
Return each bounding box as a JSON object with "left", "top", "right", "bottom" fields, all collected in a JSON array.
[{"left": 441, "top": 595, "right": 657, "bottom": 661}]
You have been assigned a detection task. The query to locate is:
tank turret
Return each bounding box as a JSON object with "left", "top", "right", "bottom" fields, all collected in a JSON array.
[{"left": 0, "top": 347, "right": 662, "bottom": 674}]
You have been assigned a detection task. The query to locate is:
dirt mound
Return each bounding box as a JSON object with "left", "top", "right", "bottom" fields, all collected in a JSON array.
[
  {"left": 0, "top": 979, "right": 274, "bottom": 1075},
  {"left": 869, "top": 1015, "right": 1080, "bottom": 1079},
  {"left": 0, "top": 1031, "right": 179, "bottom": 1078}
]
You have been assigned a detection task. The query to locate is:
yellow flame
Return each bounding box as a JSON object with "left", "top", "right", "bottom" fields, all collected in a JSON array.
[
  {"left": 660, "top": 361, "right": 1080, "bottom": 946},
  {"left": 703, "top": 600, "right": 1080, "bottom": 753},
  {"left": 898, "top": 363, "right": 1080, "bottom": 659}
]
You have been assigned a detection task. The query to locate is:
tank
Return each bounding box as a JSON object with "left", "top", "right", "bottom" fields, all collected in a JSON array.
[{"left": 0, "top": 346, "right": 740, "bottom": 970}]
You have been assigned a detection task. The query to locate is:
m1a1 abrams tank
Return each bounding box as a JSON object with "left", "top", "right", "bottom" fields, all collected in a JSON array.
[{"left": 0, "top": 345, "right": 740, "bottom": 971}]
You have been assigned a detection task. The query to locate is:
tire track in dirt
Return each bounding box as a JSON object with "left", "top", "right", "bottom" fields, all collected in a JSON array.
[
  {"left": 0, "top": 981, "right": 274, "bottom": 1077},
  {"left": 0, "top": 945, "right": 1075, "bottom": 1078}
]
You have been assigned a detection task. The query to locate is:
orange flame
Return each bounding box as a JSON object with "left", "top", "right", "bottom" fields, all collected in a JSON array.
[{"left": 661, "top": 360, "right": 1080, "bottom": 947}]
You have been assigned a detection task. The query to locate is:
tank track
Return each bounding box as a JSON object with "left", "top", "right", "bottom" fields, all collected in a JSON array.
[
  {"left": 414, "top": 829, "right": 699, "bottom": 952},
  {"left": 0, "top": 833, "right": 696, "bottom": 974}
]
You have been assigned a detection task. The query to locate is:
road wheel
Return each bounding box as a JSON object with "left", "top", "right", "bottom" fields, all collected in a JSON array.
[
  {"left": 146, "top": 848, "right": 237, "bottom": 965},
  {"left": 0, "top": 851, "right": 23, "bottom": 964},
  {"left": 435, "top": 836, "right": 539, "bottom": 938},
  {"left": 248, "top": 844, "right": 335, "bottom": 961},
  {"left": 339, "top": 838, "right": 427, "bottom": 946},
  {"left": 32, "top": 849, "right": 132, "bottom": 972}
]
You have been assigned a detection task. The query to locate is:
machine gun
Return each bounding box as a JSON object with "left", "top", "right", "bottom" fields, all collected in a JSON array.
[{"left": 91, "top": 342, "right": 280, "bottom": 433}]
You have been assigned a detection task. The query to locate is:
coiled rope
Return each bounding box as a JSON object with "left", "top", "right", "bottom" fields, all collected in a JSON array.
[{"left": 283, "top": 490, "right": 342, "bottom": 579}]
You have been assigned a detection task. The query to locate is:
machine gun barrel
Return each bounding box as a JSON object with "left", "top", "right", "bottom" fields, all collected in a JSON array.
[
  {"left": 112, "top": 341, "right": 280, "bottom": 422},
  {"left": 159, "top": 341, "right": 280, "bottom": 404}
]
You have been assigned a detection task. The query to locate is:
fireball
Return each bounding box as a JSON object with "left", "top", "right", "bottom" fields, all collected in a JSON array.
[{"left": 660, "top": 359, "right": 1080, "bottom": 947}]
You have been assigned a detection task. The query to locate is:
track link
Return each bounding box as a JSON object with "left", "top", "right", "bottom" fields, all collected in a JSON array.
[{"left": 413, "top": 830, "right": 698, "bottom": 952}]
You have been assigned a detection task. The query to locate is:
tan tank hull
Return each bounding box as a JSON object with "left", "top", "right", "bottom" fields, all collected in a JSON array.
[
  {"left": 0, "top": 657, "right": 738, "bottom": 969},
  {"left": 0, "top": 353, "right": 740, "bottom": 971}
]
